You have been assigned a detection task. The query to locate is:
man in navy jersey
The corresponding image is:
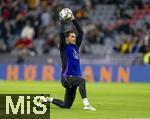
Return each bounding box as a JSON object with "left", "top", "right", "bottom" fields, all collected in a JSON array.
[{"left": 38, "top": 13, "right": 96, "bottom": 111}]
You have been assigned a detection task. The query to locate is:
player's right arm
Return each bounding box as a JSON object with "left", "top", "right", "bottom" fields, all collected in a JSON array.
[
  {"left": 59, "top": 21, "right": 66, "bottom": 49},
  {"left": 72, "top": 19, "right": 84, "bottom": 47}
]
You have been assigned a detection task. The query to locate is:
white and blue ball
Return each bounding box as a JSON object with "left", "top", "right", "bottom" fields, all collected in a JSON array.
[{"left": 59, "top": 8, "right": 73, "bottom": 21}]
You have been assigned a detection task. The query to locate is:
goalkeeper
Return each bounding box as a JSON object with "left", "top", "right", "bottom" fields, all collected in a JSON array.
[{"left": 39, "top": 9, "right": 96, "bottom": 110}]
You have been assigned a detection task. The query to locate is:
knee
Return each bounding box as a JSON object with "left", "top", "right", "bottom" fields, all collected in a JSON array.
[
  {"left": 63, "top": 100, "right": 74, "bottom": 109},
  {"left": 63, "top": 104, "right": 71, "bottom": 109}
]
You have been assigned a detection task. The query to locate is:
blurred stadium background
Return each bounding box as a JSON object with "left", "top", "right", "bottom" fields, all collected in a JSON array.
[
  {"left": 0, "top": 0, "right": 150, "bottom": 65},
  {"left": 0, "top": 0, "right": 150, "bottom": 119}
]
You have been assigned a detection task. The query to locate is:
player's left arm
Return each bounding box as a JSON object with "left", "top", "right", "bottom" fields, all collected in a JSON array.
[
  {"left": 59, "top": 21, "right": 66, "bottom": 49},
  {"left": 72, "top": 19, "right": 84, "bottom": 47}
]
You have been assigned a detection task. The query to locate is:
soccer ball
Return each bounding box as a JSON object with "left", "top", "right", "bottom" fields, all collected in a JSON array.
[{"left": 59, "top": 8, "right": 73, "bottom": 21}]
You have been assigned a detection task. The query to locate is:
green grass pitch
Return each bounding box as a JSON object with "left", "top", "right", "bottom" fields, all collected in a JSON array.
[{"left": 0, "top": 81, "right": 150, "bottom": 119}]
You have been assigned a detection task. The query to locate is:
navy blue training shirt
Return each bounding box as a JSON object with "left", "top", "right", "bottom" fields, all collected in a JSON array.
[
  {"left": 65, "top": 44, "right": 81, "bottom": 76},
  {"left": 59, "top": 19, "right": 83, "bottom": 78}
]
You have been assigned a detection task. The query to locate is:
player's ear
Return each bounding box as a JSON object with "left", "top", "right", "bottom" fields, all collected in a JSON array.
[{"left": 65, "top": 37, "right": 69, "bottom": 44}]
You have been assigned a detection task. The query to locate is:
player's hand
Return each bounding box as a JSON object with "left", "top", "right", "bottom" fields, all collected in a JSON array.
[
  {"left": 70, "top": 14, "right": 75, "bottom": 21},
  {"left": 59, "top": 11, "right": 64, "bottom": 21}
]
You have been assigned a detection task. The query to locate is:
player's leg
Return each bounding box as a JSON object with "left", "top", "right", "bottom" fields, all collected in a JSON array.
[
  {"left": 78, "top": 78, "right": 87, "bottom": 98},
  {"left": 76, "top": 77, "right": 96, "bottom": 110},
  {"left": 70, "top": 77, "right": 87, "bottom": 99},
  {"left": 52, "top": 86, "right": 77, "bottom": 108},
  {"left": 39, "top": 77, "right": 77, "bottom": 108}
]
